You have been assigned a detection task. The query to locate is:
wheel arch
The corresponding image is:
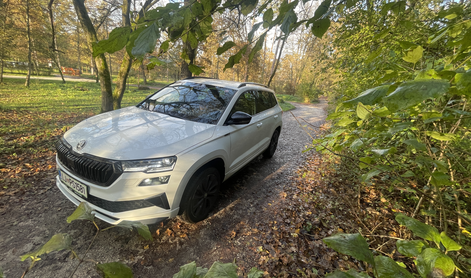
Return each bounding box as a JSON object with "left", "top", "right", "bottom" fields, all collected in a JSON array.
[{"left": 171, "top": 154, "right": 226, "bottom": 214}]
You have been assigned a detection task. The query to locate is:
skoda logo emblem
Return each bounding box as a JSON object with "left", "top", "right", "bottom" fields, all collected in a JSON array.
[{"left": 76, "top": 140, "right": 86, "bottom": 150}]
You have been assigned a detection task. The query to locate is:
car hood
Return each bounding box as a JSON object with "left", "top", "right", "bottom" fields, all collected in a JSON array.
[{"left": 64, "top": 106, "right": 216, "bottom": 160}]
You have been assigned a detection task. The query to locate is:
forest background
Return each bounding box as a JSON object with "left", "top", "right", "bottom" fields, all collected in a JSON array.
[{"left": 1, "top": 0, "right": 471, "bottom": 276}]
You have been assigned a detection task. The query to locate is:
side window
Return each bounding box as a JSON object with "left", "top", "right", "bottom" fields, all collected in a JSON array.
[
  {"left": 231, "top": 91, "right": 256, "bottom": 116},
  {"left": 268, "top": 92, "right": 278, "bottom": 107},
  {"left": 256, "top": 91, "right": 275, "bottom": 113}
]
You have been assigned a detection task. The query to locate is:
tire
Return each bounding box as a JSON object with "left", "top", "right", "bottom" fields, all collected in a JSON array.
[
  {"left": 263, "top": 129, "right": 280, "bottom": 159},
  {"left": 180, "top": 167, "right": 221, "bottom": 223}
]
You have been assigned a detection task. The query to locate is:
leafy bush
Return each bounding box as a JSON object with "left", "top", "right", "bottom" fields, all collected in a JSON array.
[{"left": 323, "top": 213, "right": 462, "bottom": 278}]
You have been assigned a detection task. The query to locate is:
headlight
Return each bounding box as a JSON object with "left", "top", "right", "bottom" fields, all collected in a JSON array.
[{"left": 121, "top": 157, "right": 177, "bottom": 173}]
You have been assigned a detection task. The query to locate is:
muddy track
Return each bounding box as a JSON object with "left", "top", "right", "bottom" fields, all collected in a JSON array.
[{"left": 0, "top": 100, "right": 326, "bottom": 278}]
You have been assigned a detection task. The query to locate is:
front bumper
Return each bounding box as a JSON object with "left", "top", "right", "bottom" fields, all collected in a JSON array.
[{"left": 56, "top": 163, "right": 180, "bottom": 225}]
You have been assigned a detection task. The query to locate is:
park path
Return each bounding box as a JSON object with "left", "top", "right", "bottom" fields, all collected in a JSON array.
[
  {"left": 2, "top": 74, "right": 164, "bottom": 90},
  {"left": 0, "top": 101, "right": 327, "bottom": 278}
]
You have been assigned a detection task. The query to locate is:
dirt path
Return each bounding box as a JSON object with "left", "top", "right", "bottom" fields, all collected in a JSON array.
[{"left": 0, "top": 101, "right": 327, "bottom": 278}]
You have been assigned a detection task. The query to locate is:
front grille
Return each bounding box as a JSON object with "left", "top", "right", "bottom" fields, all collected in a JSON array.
[{"left": 56, "top": 139, "right": 122, "bottom": 187}]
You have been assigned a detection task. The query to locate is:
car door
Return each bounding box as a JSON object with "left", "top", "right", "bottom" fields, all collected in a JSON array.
[
  {"left": 226, "top": 91, "right": 265, "bottom": 173},
  {"left": 254, "top": 90, "right": 281, "bottom": 149}
]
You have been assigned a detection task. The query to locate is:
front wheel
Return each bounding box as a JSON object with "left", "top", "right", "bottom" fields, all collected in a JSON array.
[
  {"left": 263, "top": 129, "right": 280, "bottom": 158},
  {"left": 180, "top": 167, "right": 221, "bottom": 223}
]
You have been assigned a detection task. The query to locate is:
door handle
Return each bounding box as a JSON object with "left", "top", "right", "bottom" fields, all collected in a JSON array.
[
  {"left": 274, "top": 115, "right": 279, "bottom": 119},
  {"left": 257, "top": 123, "right": 263, "bottom": 128}
]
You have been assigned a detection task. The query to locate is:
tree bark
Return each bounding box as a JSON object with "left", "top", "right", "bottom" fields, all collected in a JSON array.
[
  {"left": 46, "top": 0, "right": 65, "bottom": 84},
  {"left": 25, "top": 0, "right": 32, "bottom": 87},
  {"left": 113, "top": 0, "right": 155, "bottom": 109},
  {"left": 73, "top": 0, "right": 113, "bottom": 112},
  {"left": 267, "top": 34, "right": 288, "bottom": 87},
  {"left": 180, "top": 0, "right": 196, "bottom": 79},
  {"left": 0, "top": 0, "right": 5, "bottom": 84}
]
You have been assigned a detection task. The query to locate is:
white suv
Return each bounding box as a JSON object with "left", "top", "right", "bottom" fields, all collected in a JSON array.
[{"left": 56, "top": 78, "right": 282, "bottom": 225}]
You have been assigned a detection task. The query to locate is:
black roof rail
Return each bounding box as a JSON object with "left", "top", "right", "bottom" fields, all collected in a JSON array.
[
  {"left": 237, "top": 82, "right": 268, "bottom": 88},
  {"left": 183, "top": 76, "right": 215, "bottom": 80}
]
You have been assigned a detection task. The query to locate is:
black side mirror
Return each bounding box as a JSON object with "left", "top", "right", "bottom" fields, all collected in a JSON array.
[{"left": 226, "top": 111, "right": 252, "bottom": 125}]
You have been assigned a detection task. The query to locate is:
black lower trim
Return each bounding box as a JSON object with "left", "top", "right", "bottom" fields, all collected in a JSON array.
[{"left": 68, "top": 188, "right": 170, "bottom": 212}]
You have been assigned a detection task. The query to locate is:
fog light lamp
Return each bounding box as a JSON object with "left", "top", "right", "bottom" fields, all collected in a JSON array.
[{"left": 139, "top": 176, "right": 170, "bottom": 186}]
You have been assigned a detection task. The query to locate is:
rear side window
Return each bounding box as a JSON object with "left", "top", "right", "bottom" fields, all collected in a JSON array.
[{"left": 256, "top": 91, "right": 276, "bottom": 113}]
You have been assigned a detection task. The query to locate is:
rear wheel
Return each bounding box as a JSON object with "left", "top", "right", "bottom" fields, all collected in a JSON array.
[
  {"left": 180, "top": 167, "right": 221, "bottom": 223},
  {"left": 263, "top": 129, "right": 280, "bottom": 158}
]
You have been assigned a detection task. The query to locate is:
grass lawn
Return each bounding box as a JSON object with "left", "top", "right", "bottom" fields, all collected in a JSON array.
[{"left": 0, "top": 78, "right": 153, "bottom": 193}]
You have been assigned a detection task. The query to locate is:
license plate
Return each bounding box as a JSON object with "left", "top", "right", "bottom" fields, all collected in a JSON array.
[{"left": 59, "top": 170, "right": 88, "bottom": 198}]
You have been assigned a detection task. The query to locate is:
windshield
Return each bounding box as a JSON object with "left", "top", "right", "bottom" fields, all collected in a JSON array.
[{"left": 137, "top": 82, "right": 237, "bottom": 124}]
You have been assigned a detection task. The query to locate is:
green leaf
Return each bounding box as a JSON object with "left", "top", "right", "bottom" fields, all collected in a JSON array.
[
  {"left": 372, "top": 106, "right": 391, "bottom": 117},
  {"left": 415, "top": 69, "right": 441, "bottom": 80},
  {"left": 325, "top": 271, "right": 356, "bottom": 278},
  {"left": 67, "top": 202, "right": 94, "bottom": 223},
  {"left": 117, "top": 221, "right": 153, "bottom": 241},
  {"left": 160, "top": 40, "right": 170, "bottom": 52},
  {"left": 383, "top": 80, "right": 450, "bottom": 112},
  {"left": 455, "top": 72, "right": 471, "bottom": 96},
  {"left": 0, "top": 266, "right": 3, "bottom": 278},
  {"left": 248, "top": 22, "right": 263, "bottom": 42},
  {"left": 350, "top": 138, "right": 364, "bottom": 151},
  {"left": 361, "top": 169, "right": 382, "bottom": 182},
  {"left": 281, "top": 10, "right": 297, "bottom": 34},
  {"left": 343, "top": 85, "right": 390, "bottom": 107},
  {"left": 224, "top": 45, "right": 247, "bottom": 70},
  {"left": 248, "top": 33, "right": 266, "bottom": 63},
  {"left": 426, "top": 131, "right": 456, "bottom": 141},
  {"left": 403, "top": 46, "right": 423, "bottom": 64},
  {"left": 372, "top": 149, "right": 390, "bottom": 156},
  {"left": 126, "top": 27, "right": 146, "bottom": 57},
  {"left": 217, "top": 41, "right": 237, "bottom": 55},
  {"left": 21, "top": 233, "right": 72, "bottom": 261},
  {"left": 173, "top": 261, "right": 197, "bottom": 278},
  {"left": 187, "top": 32, "right": 198, "bottom": 49},
  {"left": 204, "top": 261, "right": 238, "bottom": 278},
  {"left": 398, "top": 41, "right": 417, "bottom": 50},
  {"left": 359, "top": 157, "right": 373, "bottom": 170},
  {"left": 240, "top": 0, "right": 258, "bottom": 16},
  {"left": 440, "top": 232, "right": 461, "bottom": 252},
  {"left": 323, "top": 233, "right": 374, "bottom": 265},
  {"left": 403, "top": 139, "right": 426, "bottom": 151},
  {"left": 356, "top": 103, "right": 370, "bottom": 120},
  {"left": 374, "top": 256, "right": 414, "bottom": 278},
  {"left": 311, "top": 0, "right": 331, "bottom": 21},
  {"left": 395, "top": 213, "right": 441, "bottom": 244},
  {"left": 401, "top": 170, "right": 415, "bottom": 177},
  {"left": 93, "top": 27, "right": 131, "bottom": 57},
  {"left": 365, "top": 47, "right": 383, "bottom": 64},
  {"left": 97, "top": 262, "right": 133, "bottom": 278},
  {"left": 132, "top": 22, "right": 160, "bottom": 57},
  {"left": 247, "top": 267, "right": 264, "bottom": 278},
  {"left": 311, "top": 18, "right": 330, "bottom": 38},
  {"left": 396, "top": 240, "right": 426, "bottom": 257},
  {"left": 196, "top": 266, "right": 208, "bottom": 277},
  {"left": 416, "top": 248, "right": 456, "bottom": 278},
  {"left": 429, "top": 28, "right": 448, "bottom": 45},
  {"left": 337, "top": 117, "right": 355, "bottom": 127},
  {"left": 430, "top": 172, "right": 452, "bottom": 187},
  {"left": 188, "top": 64, "right": 204, "bottom": 75},
  {"left": 263, "top": 9, "right": 273, "bottom": 25}
]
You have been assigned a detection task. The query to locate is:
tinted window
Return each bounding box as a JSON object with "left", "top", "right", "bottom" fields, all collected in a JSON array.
[
  {"left": 138, "top": 82, "right": 237, "bottom": 124},
  {"left": 257, "top": 91, "right": 275, "bottom": 113},
  {"left": 230, "top": 91, "right": 256, "bottom": 116}
]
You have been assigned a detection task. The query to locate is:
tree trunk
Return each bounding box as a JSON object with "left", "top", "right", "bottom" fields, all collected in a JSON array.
[
  {"left": 77, "top": 25, "right": 81, "bottom": 72},
  {"left": 113, "top": 0, "right": 155, "bottom": 109},
  {"left": 0, "top": 0, "right": 5, "bottom": 84},
  {"left": 25, "top": 0, "right": 32, "bottom": 87},
  {"left": 267, "top": 34, "right": 288, "bottom": 87},
  {"left": 73, "top": 0, "right": 113, "bottom": 112},
  {"left": 47, "top": 0, "right": 65, "bottom": 83},
  {"left": 141, "top": 61, "right": 147, "bottom": 84},
  {"left": 180, "top": 0, "right": 196, "bottom": 79}
]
